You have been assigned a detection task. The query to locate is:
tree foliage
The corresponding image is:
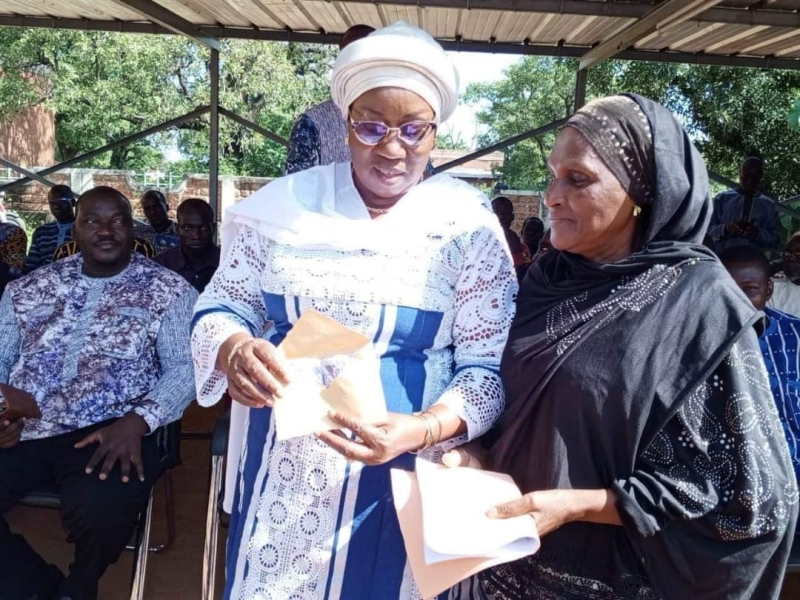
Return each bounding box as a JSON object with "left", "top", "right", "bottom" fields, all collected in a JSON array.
[
  {"left": 0, "top": 28, "right": 336, "bottom": 177},
  {"left": 466, "top": 57, "right": 800, "bottom": 200}
]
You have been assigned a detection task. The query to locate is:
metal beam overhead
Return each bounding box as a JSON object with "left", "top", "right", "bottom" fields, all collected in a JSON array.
[
  {"left": 5, "top": 16, "right": 800, "bottom": 70},
  {"left": 579, "top": 0, "right": 723, "bottom": 70},
  {"left": 5, "top": 0, "right": 800, "bottom": 31},
  {"left": 337, "top": 0, "right": 800, "bottom": 28},
  {"left": 2, "top": 16, "right": 800, "bottom": 70},
  {"left": 0, "top": 158, "right": 56, "bottom": 188},
  {"left": 0, "top": 106, "right": 211, "bottom": 193},
  {"left": 434, "top": 118, "right": 567, "bottom": 175},
  {"left": 108, "top": 0, "right": 220, "bottom": 50},
  {"left": 219, "top": 108, "right": 289, "bottom": 146}
]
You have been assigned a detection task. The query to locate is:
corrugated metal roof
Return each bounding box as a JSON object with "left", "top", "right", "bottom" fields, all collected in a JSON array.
[{"left": 3, "top": 0, "right": 800, "bottom": 66}]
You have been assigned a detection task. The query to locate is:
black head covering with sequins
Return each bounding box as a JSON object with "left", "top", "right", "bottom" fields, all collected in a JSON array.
[
  {"left": 566, "top": 95, "right": 655, "bottom": 208},
  {"left": 484, "top": 95, "right": 789, "bottom": 600}
]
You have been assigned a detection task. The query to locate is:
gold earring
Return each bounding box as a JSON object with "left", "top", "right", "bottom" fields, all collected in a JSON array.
[
  {"left": 632, "top": 205, "right": 642, "bottom": 217},
  {"left": 344, "top": 133, "right": 350, "bottom": 144}
]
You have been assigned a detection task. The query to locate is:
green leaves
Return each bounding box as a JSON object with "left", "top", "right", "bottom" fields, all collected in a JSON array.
[
  {"left": 788, "top": 97, "right": 800, "bottom": 130},
  {"left": 0, "top": 29, "right": 335, "bottom": 178},
  {"left": 466, "top": 57, "right": 800, "bottom": 202}
]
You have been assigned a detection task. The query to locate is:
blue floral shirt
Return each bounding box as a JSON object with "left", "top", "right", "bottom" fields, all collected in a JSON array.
[{"left": 0, "top": 253, "right": 198, "bottom": 440}]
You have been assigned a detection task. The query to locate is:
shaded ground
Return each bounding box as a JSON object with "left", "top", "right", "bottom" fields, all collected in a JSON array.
[{"left": 6, "top": 402, "right": 226, "bottom": 599}]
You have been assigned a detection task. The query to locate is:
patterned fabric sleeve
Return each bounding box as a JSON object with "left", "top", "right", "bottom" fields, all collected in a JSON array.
[
  {"left": 436, "top": 225, "right": 518, "bottom": 446},
  {"left": 191, "top": 226, "right": 270, "bottom": 406},
  {"left": 132, "top": 287, "right": 199, "bottom": 432},
  {"left": 1, "top": 227, "right": 27, "bottom": 276},
  {"left": 613, "top": 333, "right": 799, "bottom": 598},
  {"left": 0, "top": 292, "right": 20, "bottom": 383},
  {"left": 284, "top": 114, "right": 322, "bottom": 175}
]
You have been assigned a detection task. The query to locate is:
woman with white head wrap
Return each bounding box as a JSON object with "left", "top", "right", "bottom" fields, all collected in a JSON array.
[{"left": 191, "top": 22, "right": 516, "bottom": 599}]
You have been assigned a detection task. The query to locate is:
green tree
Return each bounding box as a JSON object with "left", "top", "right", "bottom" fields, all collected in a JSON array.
[
  {"left": 0, "top": 28, "right": 336, "bottom": 177},
  {"left": 465, "top": 57, "right": 679, "bottom": 190},
  {"left": 671, "top": 66, "right": 800, "bottom": 200},
  {"left": 465, "top": 56, "right": 800, "bottom": 202},
  {"left": 435, "top": 130, "right": 469, "bottom": 150}
]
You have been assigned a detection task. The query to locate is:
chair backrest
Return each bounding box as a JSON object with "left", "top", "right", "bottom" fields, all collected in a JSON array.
[{"left": 158, "top": 420, "right": 182, "bottom": 471}]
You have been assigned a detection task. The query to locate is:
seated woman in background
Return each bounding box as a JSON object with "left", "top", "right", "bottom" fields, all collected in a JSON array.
[{"left": 473, "top": 95, "right": 798, "bottom": 599}]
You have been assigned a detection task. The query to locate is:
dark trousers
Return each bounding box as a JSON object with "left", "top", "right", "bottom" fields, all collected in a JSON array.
[{"left": 0, "top": 420, "right": 163, "bottom": 600}]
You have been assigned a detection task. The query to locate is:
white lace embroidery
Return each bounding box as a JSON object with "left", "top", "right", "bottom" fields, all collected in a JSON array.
[
  {"left": 192, "top": 226, "right": 270, "bottom": 404},
  {"left": 191, "top": 219, "right": 516, "bottom": 598}
]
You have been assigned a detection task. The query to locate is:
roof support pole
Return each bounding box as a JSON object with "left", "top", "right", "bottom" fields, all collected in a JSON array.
[
  {"left": 219, "top": 108, "right": 289, "bottom": 146},
  {"left": 574, "top": 68, "right": 588, "bottom": 113},
  {"left": 209, "top": 48, "right": 220, "bottom": 218},
  {"left": 0, "top": 158, "right": 56, "bottom": 188}
]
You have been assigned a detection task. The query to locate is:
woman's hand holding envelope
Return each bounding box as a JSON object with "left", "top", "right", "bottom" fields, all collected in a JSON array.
[
  {"left": 318, "top": 403, "right": 469, "bottom": 466},
  {"left": 316, "top": 410, "right": 427, "bottom": 466},
  {"left": 220, "top": 333, "right": 291, "bottom": 409},
  {"left": 442, "top": 446, "right": 621, "bottom": 537}
]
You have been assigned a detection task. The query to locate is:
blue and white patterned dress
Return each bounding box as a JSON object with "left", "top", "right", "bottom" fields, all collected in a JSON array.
[{"left": 191, "top": 163, "right": 517, "bottom": 599}]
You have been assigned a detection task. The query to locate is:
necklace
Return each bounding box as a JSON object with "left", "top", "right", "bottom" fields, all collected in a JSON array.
[{"left": 365, "top": 205, "right": 390, "bottom": 215}]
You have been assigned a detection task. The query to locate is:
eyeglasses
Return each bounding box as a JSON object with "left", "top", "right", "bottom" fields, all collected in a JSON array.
[{"left": 349, "top": 117, "right": 436, "bottom": 147}]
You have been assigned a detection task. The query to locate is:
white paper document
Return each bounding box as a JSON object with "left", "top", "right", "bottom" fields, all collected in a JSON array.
[
  {"left": 415, "top": 458, "right": 540, "bottom": 564},
  {"left": 272, "top": 310, "right": 388, "bottom": 441},
  {"left": 391, "top": 459, "right": 540, "bottom": 599}
]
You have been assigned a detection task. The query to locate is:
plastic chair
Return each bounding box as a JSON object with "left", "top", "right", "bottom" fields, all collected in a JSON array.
[
  {"left": 17, "top": 420, "right": 181, "bottom": 600},
  {"left": 202, "top": 408, "right": 231, "bottom": 600}
]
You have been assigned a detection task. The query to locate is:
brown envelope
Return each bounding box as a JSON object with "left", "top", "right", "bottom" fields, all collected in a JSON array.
[
  {"left": 280, "top": 310, "right": 370, "bottom": 360},
  {"left": 273, "top": 311, "right": 387, "bottom": 441}
]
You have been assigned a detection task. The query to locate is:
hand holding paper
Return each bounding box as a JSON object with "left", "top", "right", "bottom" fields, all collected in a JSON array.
[
  {"left": 392, "top": 459, "right": 540, "bottom": 599},
  {"left": 272, "top": 310, "right": 387, "bottom": 441}
]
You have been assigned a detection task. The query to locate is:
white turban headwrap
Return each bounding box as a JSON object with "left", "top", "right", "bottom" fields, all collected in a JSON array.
[{"left": 331, "top": 22, "right": 459, "bottom": 125}]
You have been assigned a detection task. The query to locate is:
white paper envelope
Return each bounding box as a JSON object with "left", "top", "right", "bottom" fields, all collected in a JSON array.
[
  {"left": 415, "top": 459, "right": 539, "bottom": 564},
  {"left": 272, "top": 311, "right": 388, "bottom": 440},
  {"left": 390, "top": 461, "right": 540, "bottom": 600}
]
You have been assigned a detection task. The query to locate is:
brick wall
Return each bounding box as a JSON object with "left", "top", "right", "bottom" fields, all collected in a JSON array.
[
  {"left": 0, "top": 104, "right": 55, "bottom": 168},
  {"left": 495, "top": 191, "right": 544, "bottom": 234},
  {"left": 2, "top": 169, "right": 543, "bottom": 230},
  {"left": 2, "top": 170, "right": 256, "bottom": 220}
]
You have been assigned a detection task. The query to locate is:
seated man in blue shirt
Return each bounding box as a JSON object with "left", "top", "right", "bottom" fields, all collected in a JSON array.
[
  {"left": 722, "top": 246, "right": 800, "bottom": 485},
  {"left": 708, "top": 157, "right": 780, "bottom": 254},
  {"left": 0, "top": 186, "right": 197, "bottom": 600},
  {"left": 25, "top": 184, "right": 77, "bottom": 273}
]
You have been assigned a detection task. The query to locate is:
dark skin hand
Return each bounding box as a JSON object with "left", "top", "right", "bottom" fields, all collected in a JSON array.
[
  {"left": 219, "top": 334, "right": 290, "bottom": 408},
  {"left": 74, "top": 413, "right": 149, "bottom": 483},
  {"left": 0, "top": 418, "right": 23, "bottom": 449}
]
